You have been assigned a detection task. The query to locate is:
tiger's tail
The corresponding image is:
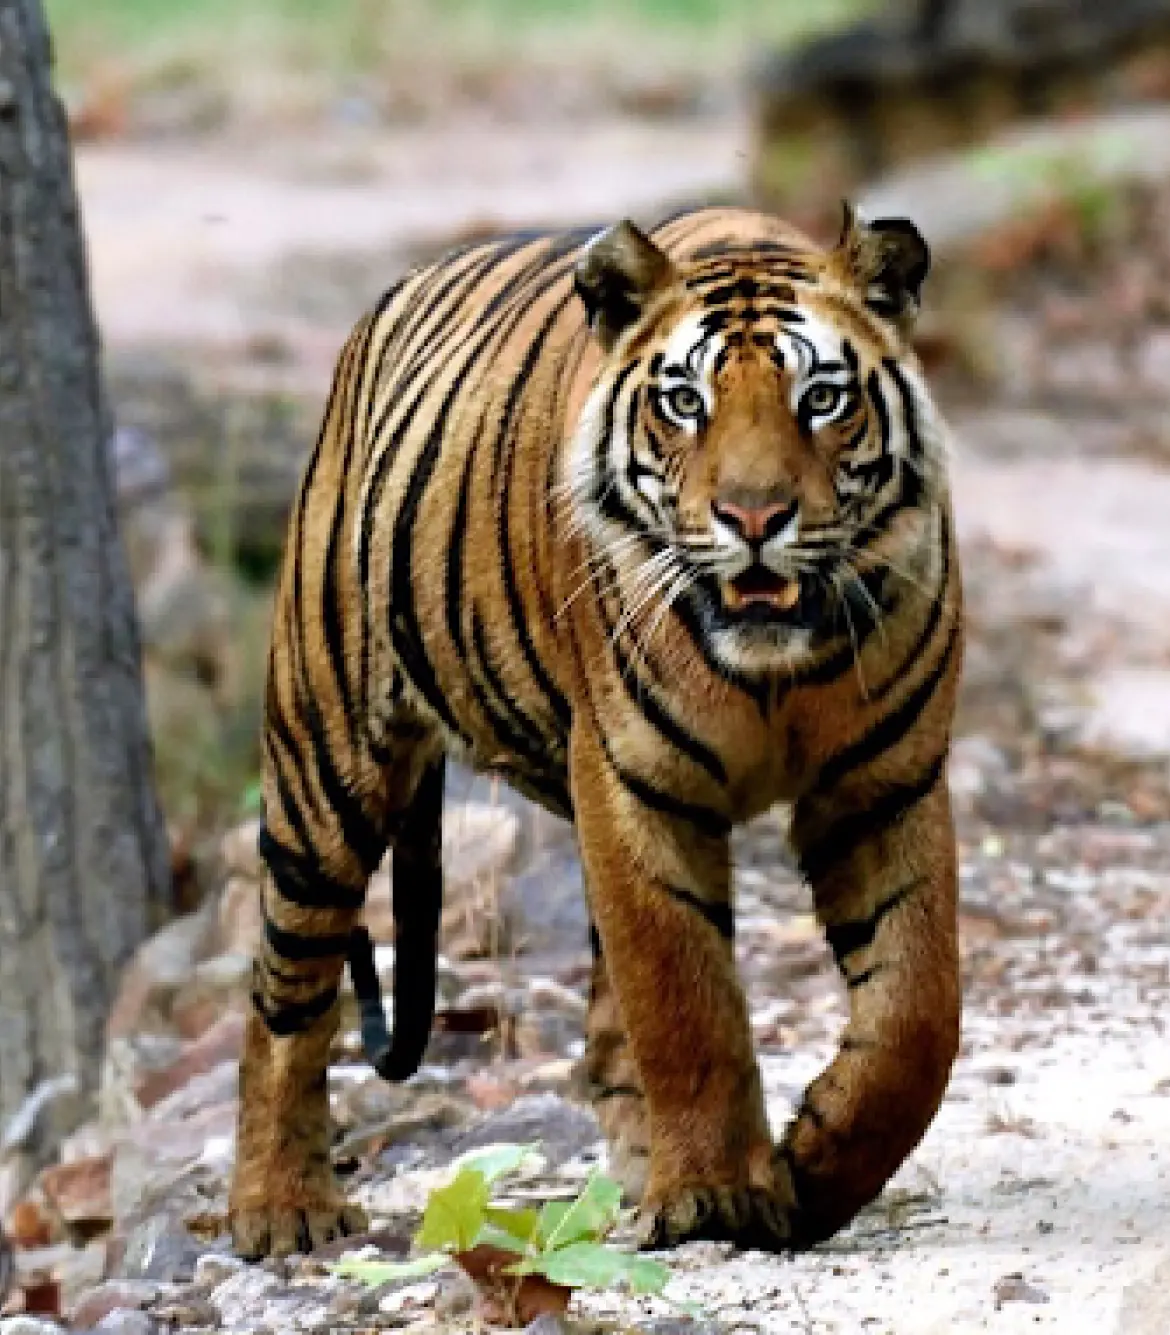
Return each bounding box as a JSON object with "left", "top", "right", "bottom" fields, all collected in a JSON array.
[{"left": 348, "top": 918, "right": 438, "bottom": 1081}]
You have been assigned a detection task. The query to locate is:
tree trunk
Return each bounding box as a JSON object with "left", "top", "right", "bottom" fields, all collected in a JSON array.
[{"left": 0, "top": 0, "right": 171, "bottom": 1153}]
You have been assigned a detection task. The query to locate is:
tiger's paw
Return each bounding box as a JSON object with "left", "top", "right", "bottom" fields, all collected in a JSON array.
[
  {"left": 230, "top": 1194, "right": 368, "bottom": 1259},
  {"left": 636, "top": 1180, "right": 796, "bottom": 1253}
]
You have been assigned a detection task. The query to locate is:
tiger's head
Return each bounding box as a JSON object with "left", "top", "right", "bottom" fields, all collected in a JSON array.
[{"left": 566, "top": 206, "right": 948, "bottom": 677}]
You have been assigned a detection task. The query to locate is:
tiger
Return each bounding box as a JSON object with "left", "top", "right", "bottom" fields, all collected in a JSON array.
[{"left": 228, "top": 203, "right": 963, "bottom": 1260}]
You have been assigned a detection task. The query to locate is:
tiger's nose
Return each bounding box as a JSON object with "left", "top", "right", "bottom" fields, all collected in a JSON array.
[{"left": 711, "top": 495, "right": 799, "bottom": 544}]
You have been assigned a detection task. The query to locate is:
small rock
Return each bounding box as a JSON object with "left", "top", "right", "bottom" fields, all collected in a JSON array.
[
  {"left": 644, "top": 1321, "right": 728, "bottom": 1334},
  {"left": 215, "top": 877, "right": 262, "bottom": 960},
  {"left": 71, "top": 1280, "right": 158, "bottom": 1327},
  {"left": 93, "top": 1311, "right": 156, "bottom": 1335},
  {"left": 434, "top": 1268, "right": 477, "bottom": 1320},
  {"left": 522, "top": 1316, "right": 569, "bottom": 1335},
  {"left": 452, "top": 1094, "right": 600, "bottom": 1167},
  {"left": 55, "top": 1239, "right": 108, "bottom": 1313},
  {"left": 119, "top": 1213, "right": 202, "bottom": 1283},
  {"left": 134, "top": 1012, "right": 243, "bottom": 1112},
  {"left": 149, "top": 1296, "right": 220, "bottom": 1327},
  {"left": 993, "top": 1272, "right": 1050, "bottom": 1308},
  {"left": 209, "top": 1265, "right": 281, "bottom": 1328},
  {"left": 37, "top": 1154, "right": 113, "bottom": 1229},
  {"left": 192, "top": 1251, "right": 247, "bottom": 1289},
  {"left": 110, "top": 1102, "right": 235, "bottom": 1226},
  {"left": 106, "top": 901, "right": 219, "bottom": 1040},
  {"left": 218, "top": 819, "right": 262, "bottom": 880}
]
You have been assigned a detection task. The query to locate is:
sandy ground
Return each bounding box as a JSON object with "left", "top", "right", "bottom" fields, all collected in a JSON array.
[{"left": 71, "top": 111, "right": 1170, "bottom": 1333}]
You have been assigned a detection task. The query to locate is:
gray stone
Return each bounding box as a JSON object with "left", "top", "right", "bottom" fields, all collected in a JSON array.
[
  {"left": 192, "top": 1251, "right": 247, "bottom": 1290},
  {"left": 71, "top": 1279, "right": 159, "bottom": 1328},
  {"left": 93, "top": 1312, "right": 156, "bottom": 1335},
  {"left": 452, "top": 1093, "right": 601, "bottom": 1167},
  {"left": 523, "top": 1317, "right": 570, "bottom": 1335},
  {"left": 119, "top": 1213, "right": 202, "bottom": 1283},
  {"left": 503, "top": 851, "right": 589, "bottom": 955}
]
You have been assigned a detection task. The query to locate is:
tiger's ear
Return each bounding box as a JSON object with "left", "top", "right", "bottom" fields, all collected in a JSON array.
[
  {"left": 574, "top": 220, "right": 676, "bottom": 351},
  {"left": 833, "top": 202, "right": 930, "bottom": 334}
]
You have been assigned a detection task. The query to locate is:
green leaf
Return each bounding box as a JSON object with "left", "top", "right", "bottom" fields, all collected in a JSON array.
[
  {"left": 414, "top": 1168, "right": 490, "bottom": 1252},
  {"left": 481, "top": 1206, "right": 541, "bottom": 1248},
  {"left": 473, "top": 1222, "right": 531, "bottom": 1255},
  {"left": 537, "top": 1174, "right": 623, "bottom": 1250},
  {"left": 510, "top": 1241, "right": 670, "bottom": 1295},
  {"left": 453, "top": 1142, "right": 540, "bottom": 1185},
  {"left": 330, "top": 1253, "right": 450, "bottom": 1285}
]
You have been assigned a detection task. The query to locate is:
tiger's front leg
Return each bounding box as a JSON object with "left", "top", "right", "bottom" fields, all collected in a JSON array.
[
  {"left": 783, "top": 761, "right": 960, "bottom": 1246},
  {"left": 570, "top": 722, "right": 795, "bottom": 1250},
  {"left": 581, "top": 932, "right": 652, "bottom": 1203}
]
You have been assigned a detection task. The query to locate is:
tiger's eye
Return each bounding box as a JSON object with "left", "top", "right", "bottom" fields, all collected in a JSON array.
[
  {"left": 803, "top": 383, "right": 842, "bottom": 416},
  {"left": 664, "top": 384, "right": 705, "bottom": 420}
]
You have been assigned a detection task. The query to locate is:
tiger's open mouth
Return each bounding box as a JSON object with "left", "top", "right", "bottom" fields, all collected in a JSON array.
[{"left": 721, "top": 566, "right": 801, "bottom": 614}]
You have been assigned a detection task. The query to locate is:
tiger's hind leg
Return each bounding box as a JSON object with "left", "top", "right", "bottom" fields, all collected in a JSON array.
[
  {"left": 230, "top": 710, "right": 444, "bottom": 1260},
  {"left": 581, "top": 926, "right": 651, "bottom": 1202}
]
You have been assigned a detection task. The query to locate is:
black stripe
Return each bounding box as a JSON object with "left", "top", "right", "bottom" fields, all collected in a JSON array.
[
  {"left": 253, "top": 984, "right": 338, "bottom": 1036},
  {"left": 798, "top": 753, "right": 946, "bottom": 884},
  {"left": 823, "top": 878, "right": 922, "bottom": 966},
  {"left": 664, "top": 882, "right": 734, "bottom": 939},
  {"left": 468, "top": 609, "right": 554, "bottom": 760},
  {"left": 262, "top": 958, "right": 309, "bottom": 989},
  {"left": 870, "top": 509, "right": 951, "bottom": 701},
  {"left": 263, "top": 912, "right": 352, "bottom": 962},
  {"left": 670, "top": 582, "right": 771, "bottom": 710},
  {"left": 866, "top": 366, "right": 892, "bottom": 457},
  {"left": 326, "top": 303, "right": 394, "bottom": 745},
  {"left": 602, "top": 597, "right": 728, "bottom": 786},
  {"left": 300, "top": 689, "right": 386, "bottom": 874},
  {"left": 812, "top": 618, "right": 958, "bottom": 795},
  {"left": 266, "top": 741, "right": 315, "bottom": 856},
  {"left": 259, "top": 827, "right": 365, "bottom": 910},
  {"left": 387, "top": 250, "right": 571, "bottom": 739},
  {"left": 840, "top": 1035, "right": 878, "bottom": 1052},
  {"left": 357, "top": 244, "right": 520, "bottom": 639},
  {"left": 493, "top": 292, "right": 577, "bottom": 733},
  {"left": 845, "top": 963, "right": 887, "bottom": 989},
  {"left": 444, "top": 441, "right": 477, "bottom": 658},
  {"left": 266, "top": 686, "right": 323, "bottom": 824},
  {"left": 590, "top": 360, "right": 639, "bottom": 512},
  {"left": 795, "top": 1096, "right": 826, "bottom": 1130},
  {"left": 602, "top": 735, "right": 731, "bottom": 839},
  {"left": 594, "top": 1084, "right": 643, "bottom": 1101},
  {"left": 884, "top": 358, "right": 923, "bottom": 464}
]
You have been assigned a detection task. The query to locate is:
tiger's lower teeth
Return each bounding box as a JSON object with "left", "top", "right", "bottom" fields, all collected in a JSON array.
[{"left": 721, "top": 578, "right": 800, "bottom": 612}]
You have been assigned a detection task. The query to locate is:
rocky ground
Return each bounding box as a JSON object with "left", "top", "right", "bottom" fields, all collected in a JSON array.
[{"left": 7, "top": 104, "right": 1170, "bottom": 1333}]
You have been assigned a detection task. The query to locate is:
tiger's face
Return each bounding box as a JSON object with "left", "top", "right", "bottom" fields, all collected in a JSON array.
[{"left": 568, "top": 209, "right": 945, "bottom": 675}]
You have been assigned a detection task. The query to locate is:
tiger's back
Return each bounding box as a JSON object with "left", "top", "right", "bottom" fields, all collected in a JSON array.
[{"left": 232, "top": 205, "right": 963, "bottom": 1260}]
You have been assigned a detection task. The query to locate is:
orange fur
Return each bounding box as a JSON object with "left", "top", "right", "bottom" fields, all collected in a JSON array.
[{"left": 230, "top": 205, "right": 962, "bottom": 1256}]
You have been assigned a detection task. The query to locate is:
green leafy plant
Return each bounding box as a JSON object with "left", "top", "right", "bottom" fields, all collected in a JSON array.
[{"left": 332, "top": 1143, "right": 674, "bottom": 1327}]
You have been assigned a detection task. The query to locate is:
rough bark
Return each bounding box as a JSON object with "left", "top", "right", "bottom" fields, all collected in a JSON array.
[{"left": 0, "top": 0, "right": 171, "bottom": 1152}]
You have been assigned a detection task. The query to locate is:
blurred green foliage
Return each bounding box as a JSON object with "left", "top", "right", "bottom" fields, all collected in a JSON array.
[{"left": 46, "top": 0, "right": 878, "bottom": 87}]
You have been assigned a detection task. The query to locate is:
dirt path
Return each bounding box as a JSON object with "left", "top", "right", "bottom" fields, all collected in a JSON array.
[
  {"left": 68, "top": 116, "right": 1170, "bottom": 1334},
  {"left": 78, "top": 116, "right": 749, "bottom": 355}
]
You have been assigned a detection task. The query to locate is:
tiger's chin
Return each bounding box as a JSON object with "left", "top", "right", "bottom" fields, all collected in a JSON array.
[{"left": 694, "top": 573, "right": 824, "bottom": 677}]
